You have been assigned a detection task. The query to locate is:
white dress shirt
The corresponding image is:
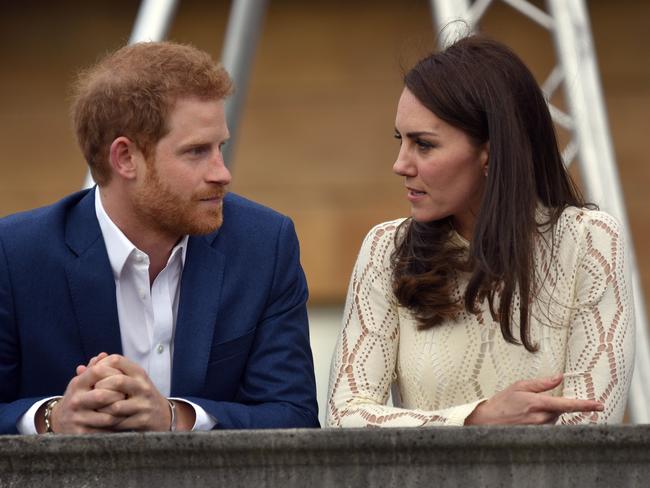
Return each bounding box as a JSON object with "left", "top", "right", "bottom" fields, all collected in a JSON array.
[{"left": 17, "top": 190, "right": 216, "bottom": 433}]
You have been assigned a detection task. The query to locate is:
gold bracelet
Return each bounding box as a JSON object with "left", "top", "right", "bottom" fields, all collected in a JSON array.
[{"left": 43, "top": 398, "right": 60, "bottom": 434}]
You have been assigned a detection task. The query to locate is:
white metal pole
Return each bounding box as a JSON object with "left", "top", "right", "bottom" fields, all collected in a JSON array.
[
  {"left": 220, "top": 0, "right": 269, "bottom": 166},
  {"left": 547, "top": 0, "right": 650, "bottom": 423},
  {"left": 129, "top": 0, "right": 179, "bottom": 44},
  {"left": 429, "top": 0, "right": 472, "bottom": 45}
]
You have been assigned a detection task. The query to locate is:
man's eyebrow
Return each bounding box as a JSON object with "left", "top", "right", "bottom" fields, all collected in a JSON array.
[{"left": 177, "top": 141, "right": 211, "bottom": 150}]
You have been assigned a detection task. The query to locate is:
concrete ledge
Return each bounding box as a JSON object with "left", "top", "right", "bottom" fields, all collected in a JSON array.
[{"left": 1, "top": 426, "right": 650, "bottom": 487}]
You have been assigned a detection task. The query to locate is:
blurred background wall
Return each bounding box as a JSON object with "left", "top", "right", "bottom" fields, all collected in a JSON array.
[{"left": 1, "top": 0, "right": 648, "bottom": 419}]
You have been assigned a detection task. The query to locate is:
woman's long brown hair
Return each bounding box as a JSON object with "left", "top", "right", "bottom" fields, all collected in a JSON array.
[{"left": 392, "top": 36, "right": 587, "bottom": 352}]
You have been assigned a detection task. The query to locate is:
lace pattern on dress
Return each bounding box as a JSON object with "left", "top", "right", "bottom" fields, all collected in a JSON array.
[{"left": 326, "top": 209, "right": 634, "bottom": 427}]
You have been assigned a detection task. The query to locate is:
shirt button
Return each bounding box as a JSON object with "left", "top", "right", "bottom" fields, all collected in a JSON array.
[
  {"left": 156, "top": 344, "right": 164, "bottom": 354},
  {"left": 135, "top": 253, "right": 144, "bottom": 263},
  {"left": 139, "top": 289, "right": 147, "bottom": 300}
]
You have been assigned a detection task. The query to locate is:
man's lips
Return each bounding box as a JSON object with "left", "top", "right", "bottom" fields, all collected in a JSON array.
[
  {"left": 196, "top": 191, "right": 226, "bottom": 202},
  {"left": 197, "top": 198, "right": 223, "bottom": 208}
]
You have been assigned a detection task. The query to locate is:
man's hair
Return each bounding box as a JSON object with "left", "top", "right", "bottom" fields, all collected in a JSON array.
[{"left": 71, "top": 41, "right": 233, "bottom": 185}]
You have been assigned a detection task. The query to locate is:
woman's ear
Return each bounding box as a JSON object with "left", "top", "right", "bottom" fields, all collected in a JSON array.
[
  {"left": 108, "top": 136, "right": 142, "bottom": 181},
  {"left": 480, "top": 141, "right": 489, "bottom": 176}
]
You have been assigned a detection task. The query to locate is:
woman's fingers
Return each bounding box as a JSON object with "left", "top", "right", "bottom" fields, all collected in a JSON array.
[
  {"left": 466, "top": 373, "right": 603, "bottom": 425},
  {"left": 514, "top": 374, "right": 564, "bottom": 394},
  {"left": 536, "top": 395, "right": 603, "bottom": 414}
]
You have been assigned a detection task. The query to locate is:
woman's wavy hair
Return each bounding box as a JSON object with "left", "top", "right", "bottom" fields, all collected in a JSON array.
[{"left": 391, "top": 35, "right": 587, "bottom": 352}]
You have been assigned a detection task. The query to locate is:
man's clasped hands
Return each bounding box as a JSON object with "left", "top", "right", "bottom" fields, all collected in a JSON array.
[{"left": 39, "top": 352, "right": 193, "bottom": 434}]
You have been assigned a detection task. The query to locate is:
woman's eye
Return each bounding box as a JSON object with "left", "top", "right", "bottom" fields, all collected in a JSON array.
[{"left": 416, "top": 139, "right": 434, "bottom": 150}]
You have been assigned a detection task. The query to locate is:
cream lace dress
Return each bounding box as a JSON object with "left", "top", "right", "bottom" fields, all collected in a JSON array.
[{"left": 326, "top": 207, "right": 635, "bottom": 426}]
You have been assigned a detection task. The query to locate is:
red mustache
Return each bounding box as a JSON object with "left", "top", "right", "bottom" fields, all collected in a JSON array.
[{"left": 195, "top": 187, "right": 227, "bottom": 201}]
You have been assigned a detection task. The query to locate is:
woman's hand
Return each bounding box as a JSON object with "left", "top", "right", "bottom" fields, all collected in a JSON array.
[{"left": 464, "top": 374, "right": 603, "bottom": 425}]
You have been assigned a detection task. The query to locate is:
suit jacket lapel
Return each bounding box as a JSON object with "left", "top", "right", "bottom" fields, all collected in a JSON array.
[
  {"left": 64, "top": 189, "right": 122, "bottom": 359},
  {"left": 171, "top": 234, "right": 225, "bottom": 396}
]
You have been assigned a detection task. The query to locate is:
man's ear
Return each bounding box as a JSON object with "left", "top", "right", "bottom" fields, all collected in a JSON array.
[{"left": 109, "top": 136, "right": 142, "bottom": 180}]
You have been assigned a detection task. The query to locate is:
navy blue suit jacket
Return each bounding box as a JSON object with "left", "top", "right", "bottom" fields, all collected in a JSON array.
[{"left": 0, "top": 189, "right": 319, "bottom": 433}]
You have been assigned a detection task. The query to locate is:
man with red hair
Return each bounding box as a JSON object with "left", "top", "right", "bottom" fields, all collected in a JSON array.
[{"left": 0, "top": 42, "right": 318, "bottom": 434}]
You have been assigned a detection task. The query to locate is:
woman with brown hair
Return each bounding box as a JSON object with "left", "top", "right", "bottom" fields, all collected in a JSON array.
[{"left": 326, "top": 36, "right": 635, "bottom": 427}]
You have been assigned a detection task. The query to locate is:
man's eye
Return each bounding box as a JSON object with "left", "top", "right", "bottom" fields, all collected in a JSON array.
[
  {"left": 393, "top": 133, "right": 402, "bottom": 144},
  {"left": 189, "top": 146, "right": 209, "bottom": 156}
]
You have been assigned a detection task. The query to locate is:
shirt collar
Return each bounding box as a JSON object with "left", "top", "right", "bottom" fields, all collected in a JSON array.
[{"left": 94, "top": 189, "right": 188, "bottom": 279}]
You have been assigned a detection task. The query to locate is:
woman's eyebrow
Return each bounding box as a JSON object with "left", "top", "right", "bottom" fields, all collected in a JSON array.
[{"left": 404, "top": 130, "right": 438, "bottom": 139}]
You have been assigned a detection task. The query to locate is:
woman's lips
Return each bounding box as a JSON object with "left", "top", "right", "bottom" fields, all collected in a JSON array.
[{"left": 406, "top": 187, "right": 427, "bottom": 201}]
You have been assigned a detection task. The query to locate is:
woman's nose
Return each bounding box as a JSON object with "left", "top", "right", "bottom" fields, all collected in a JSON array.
[{"left": 393, "top": 145, "right": 416, "bottom": 177}]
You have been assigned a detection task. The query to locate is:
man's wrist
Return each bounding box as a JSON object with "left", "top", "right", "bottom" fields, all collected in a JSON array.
[
  {"left": 43, "top": 398, "right": 62, "bottom": 434},
  {"left": 167, "top": 399, "right": 199, "bottom": 431},
  {"left": 167, "top": 399, "right": 176, "bottom": 432}
]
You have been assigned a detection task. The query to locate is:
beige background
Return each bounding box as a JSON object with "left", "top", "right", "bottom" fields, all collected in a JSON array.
[{"left": 1, "top": 0, "right": 648, "bottom": 309}]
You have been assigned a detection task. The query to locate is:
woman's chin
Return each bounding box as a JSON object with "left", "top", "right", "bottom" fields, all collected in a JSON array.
[{"left": 409, "top": 208, "right": 441, "bottom": 223}]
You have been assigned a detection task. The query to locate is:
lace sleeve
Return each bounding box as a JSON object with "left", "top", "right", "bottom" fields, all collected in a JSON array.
[
  {"left": 326, "top": 221, "right": 483, "bottom": 427},
  {"left": 559, "top": 212, "right": 635, "bottom": 424}
]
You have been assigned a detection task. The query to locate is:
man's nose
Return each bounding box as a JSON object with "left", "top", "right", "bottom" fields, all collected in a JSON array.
[{"left": 207, "top": 149, "right": 232, "bottom": 185}]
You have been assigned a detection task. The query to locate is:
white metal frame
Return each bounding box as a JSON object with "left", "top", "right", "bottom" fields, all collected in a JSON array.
[
  {"left": 431, "top": 0, "right": 650, "bottom": 423},
  {"left": 83, "top": 0, "right": 649, "bottom": 422},
  {"left": 220, "top": 0, "right": 269, "bottom": 164}
]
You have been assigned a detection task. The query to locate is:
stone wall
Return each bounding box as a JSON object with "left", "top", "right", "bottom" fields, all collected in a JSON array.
[{"left": 1, "top": 426, "right": 649, "bottom": 487}]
